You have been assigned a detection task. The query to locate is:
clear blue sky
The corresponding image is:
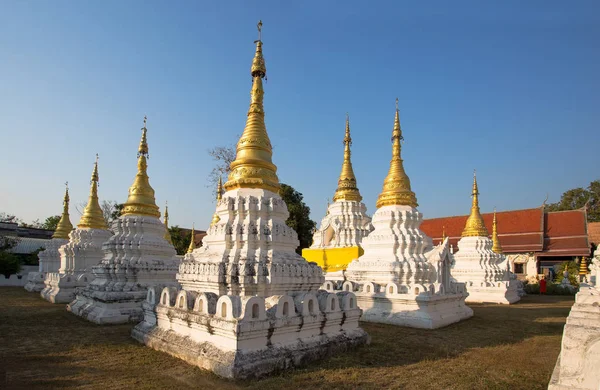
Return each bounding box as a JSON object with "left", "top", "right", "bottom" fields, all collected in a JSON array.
[{"left": 1, "top": 0, "right": 599, "bottom": 230}]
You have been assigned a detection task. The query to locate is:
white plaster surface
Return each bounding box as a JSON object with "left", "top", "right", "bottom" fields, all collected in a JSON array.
[
  {"left": 310, "top": 200, "right": 373, "bottom": 249},
  {"left": 24, "top": 238, "right": 68, "bottom": 292}
]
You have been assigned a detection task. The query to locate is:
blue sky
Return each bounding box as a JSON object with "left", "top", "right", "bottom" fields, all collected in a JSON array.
[{"left": 1, "top": 0, "right": 599, "bottom": 230}]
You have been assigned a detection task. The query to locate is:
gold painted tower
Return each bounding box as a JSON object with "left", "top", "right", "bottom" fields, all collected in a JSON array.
[
  {"left": 491, "top": 208, "right": 502, "bottom": 253},
  {"left": 163, "top": 202, "right": 173, "bottom": 244},
  {"left": 121, "top": 117, "right": 161, "bottom": 218},
  {"left": 223, "top": 26, "right": 280, "bottom": 194},
  {"left": 376, "top": 99, "right": 418, "bottom": 209},
  {"left": 461, "top": 171, "right": 489, "bottom": 237},
  {"left": 332, "top": 114, "right": 362, "bottom": 202},
  {"left": 78, "top": 155, "right": 108, "bottom": 230},
  {"left": 53, "top": 183, "right": 74, "bottom": 239}
]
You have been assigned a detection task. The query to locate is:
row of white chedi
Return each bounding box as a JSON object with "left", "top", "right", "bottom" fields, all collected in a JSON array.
[{"left": 19, "top": 23, "right": 599, "bottom": 383}]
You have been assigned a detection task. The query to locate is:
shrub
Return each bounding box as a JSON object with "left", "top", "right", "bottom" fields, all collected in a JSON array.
[
  {"left": 523, "top": 282, "right": 576, "bottom": 296},
  {"left": 0, "top": 251, "right": 21, "bottom": 278},
  {"left": 553, "top": 261, "right": 580, "bottom": 287}
]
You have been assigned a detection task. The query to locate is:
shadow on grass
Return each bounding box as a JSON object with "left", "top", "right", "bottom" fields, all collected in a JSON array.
[{"left": 0, "top": 288, "right": 574, "bottom": 390}]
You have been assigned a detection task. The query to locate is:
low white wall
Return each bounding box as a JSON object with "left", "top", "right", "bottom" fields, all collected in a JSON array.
[{"left": 0, "top": 265, "right": 38, "bottom": 287}]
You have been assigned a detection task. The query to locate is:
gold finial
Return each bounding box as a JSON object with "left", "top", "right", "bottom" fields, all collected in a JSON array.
[
  {"left": 257, "top": 20, "right": 262, "bottom": 41},
  {"left": 441, "top": 225, "right": 447, "bottom": 244},
  {"left": 333, "top": 113, "right": 362, "bottom": 202},
  {"left": 210, "top": 179, "right": 222, "bottom": 227},
  {"left": 187, "top": 223, "right": 196, "bottom": 253},
  {"left": 53, "top": 181, "right": 74, "bottom": 239},
  {"left": 462, "top": 170, "right": 489, "bottom": 237},
  {"left": 78, "top": 155, "right": 108, "bottom": 229},
  {"left": 579, "top": 257, "right": 588, "bottom": 275},
  {"left": 376, "top": 99, "right": 418, "bottom": 208},
  {"left": 122, "top": 116, "right": 161, "bottom": 218},
  {"left": 224, "top": 22, "right": 280, "bottom": 193},
  {"left": 491, "top": 208, "right": 503, "bottom": 253},
  {"left": 163, "top": 201, "right": 173, "bottom": 244}
]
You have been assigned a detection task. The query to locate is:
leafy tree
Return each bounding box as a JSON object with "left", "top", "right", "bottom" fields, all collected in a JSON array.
[
  {"left": 547, "top": 179, "right": 600, "bottom": 222},
  {"left": 0, "top": 236, "right": 20, "bottom": 277},
  {"left": 41, "top": 215, "right": 61, "bottom": 231},
  {"left": 168, "top": 226, "right": 192, "bottom": 256},
  {"left": 553, "top": 261, "right": 580, "bottom": 287},
  {"left": 111, "top": 203, "right": 125, "bottom": 221},
  {"left": 280, "top": 184, "right": 317, "bottom": 254},
  {"left": 207, "top": 144, "right": 236, "bottom": 195}
]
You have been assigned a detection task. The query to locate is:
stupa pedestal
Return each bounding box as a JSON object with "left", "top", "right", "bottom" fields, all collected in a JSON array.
[
  {"left": 68, "top": 119, "right": 180, "bottom": 324},
  {"left": 133, "top": 31, "right": 368, "bottom": 379},
  {"left": 548, "top": 252, "right": 600, "bottom": 390},
  {"left": 25, "top": 184, "right": 73, "bottom": 292},
  {"left": 41, "top": 228, "right": 112, "bottom": 303},
  {"left": 24, "top": 238, "right": 68, "bottom": 292}
]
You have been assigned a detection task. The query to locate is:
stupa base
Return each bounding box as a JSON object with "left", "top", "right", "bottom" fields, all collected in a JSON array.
[
  {"left": 24, "top": 272, "right": 46, "bottom": 292},
  {"left": 548, "top": 284, "right": 600, "bottom": 390},
  {"left": 131, "top": 286, "right": 369, "bottom": 379},
  {"left": 324, "top": 281, "right": 473, "bottom": 329},
  {"left": 41, "top": 272, "right": 93, "bottom": 304},
  {"left": 68, "top": 290, "right": 148, "bottom": 324},
  {"left": 463, "top": 281, "right": 521, "bottom": 304}
]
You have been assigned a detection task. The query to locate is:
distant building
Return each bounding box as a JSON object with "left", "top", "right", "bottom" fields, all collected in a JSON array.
[
  {"left": 587, "top": 221, "right": 600, "bottom": 247},
  {"left": 421, "top": 207, "right": 590, "bottom": 282},
  {"left": 0, "top": 222, "right": 54, "bottom": 262},
  {"left": 176, "top": 227, "right": 207, "bottom": 250}
]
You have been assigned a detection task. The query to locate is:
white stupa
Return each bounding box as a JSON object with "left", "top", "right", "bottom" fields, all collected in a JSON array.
[
  {"left": 68, "top": 118, "right": 180, "bottom": 324},
  {"left": 132, "top": 23, "right": 368, "bottom": 379},
  {"left": 302, "top": 115, "right": 373, "bottom": 280},
  {"left": 24, "top": 184, "right": 73, "bottom": 292},
  {"left": 549, "top": 247, "right": 600, "bottom": 390},
  {"left": 41, "top": 156, "right": 113, "bottom": 303},
  {"left": 450, "top": 173, "right": 520, "bottom": 304},
  {"left": 329, "top": 100, "right": 473, "bottom": 329}
]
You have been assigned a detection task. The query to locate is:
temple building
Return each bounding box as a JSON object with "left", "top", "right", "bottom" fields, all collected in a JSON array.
[
  {"left": 302, "top": 115, "right": 373, "bottom": 280},
  {"left": 132, "top": 23, "right": 368, "bottom": 379},
  {"left": 549, "top": 246, "right": 600, "bottom": 389},
  {"left": 68, "top": 118, "right": 180, "bottom": 324},
  {"left": 449, "top": 172, "right": 520, "bottom": 304},
  {"left": 41, "top": 157, "right": 113, "bottom": 303},
  {"left": 421, "top": 206, "right": 590, "bottom": 282},
  {"left": 23, "top": 184, "right": 73, "bottom": 292},
  {"left": 325, "top": 101, "right": 472, "bottom": 329}
]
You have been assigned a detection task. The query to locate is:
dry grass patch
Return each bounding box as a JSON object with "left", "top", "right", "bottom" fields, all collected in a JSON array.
[{"left": 0, "top": 288, "right": 573, "bottom": 389}]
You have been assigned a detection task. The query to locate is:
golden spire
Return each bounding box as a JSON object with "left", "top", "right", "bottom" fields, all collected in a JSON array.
[
  {"left": 224, "top": 21, "right": 280, "bottom": 193},
  {"left": 53, "top": 182, "right": 74, "bottom": 239},
  {"left": 210, "top": 178, "right": 222, "bottom": 227},
  {"left": 441, "top": 226, "right": 447, "bottom": 244},
  {"left": 78, "top": 155, "right": 108, "bottom": 229},
  {"left": 462, "top": 170, "right": 489, "bottom": 237},
  {"left": 121, "top": 116, "right": 161, "bottom": 218},
  {"left": 376, "top": 98, "right": 418, "bottom": 208},
  {"left": 579, "top": 257, "right": 588, "bottom": 275},
  {"left": 187, "top": 223, "right": 195, "bottom": 253},
  {"left": 333, "top": 113, "right": 362, "bottom": 202},
  {"left": 491, "top": 208, "right": 503, "bottom": 253},
  {"left": 163, "top": 201, "right": 173, "bottom": 244}
]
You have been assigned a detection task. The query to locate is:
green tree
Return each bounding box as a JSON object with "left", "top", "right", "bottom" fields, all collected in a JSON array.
[
  {"left": 41, "top": 215, "right": 61, "bottom": 230},
  {"left": 280, "top": 183, "right": 317, "bottom": 254},
  {"left": 553, "top": 261, "right": 580, "bottom": 287},
  {"left": 0, "top": 236, "right": 20, "bottom": 277},
  {"left": 168, "top": 226, "right": 192, "bottom": 256},
  {"left": 547, "top": 179, "right": 600, "bottom": 222}
]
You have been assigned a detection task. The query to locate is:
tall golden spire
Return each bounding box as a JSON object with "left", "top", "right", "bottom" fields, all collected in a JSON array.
[
  {"left": 78, "top": 155, "right": 108, "bottom": 229},
  {"left": 210, "top": 177, "right": 222, "bottom": 227},
  {"left": 376, "top": 99, "right": 418, "bottom": 208},
  {"left": 187, "top": 223, "right": 195, "bottom": 253},
  {"left": 163, "top": 202, "right": 173, "bottom": 244},
  {"left": 224, "top": 21, "right": 280, "bottom": 193},
  {"left": 491, "top": 208, "right": 503, "bottom": 253},
  {"left": 579, "top": 257, "right": 588, "bottom": 275},
  {"left": 462, "top": 170, "right": 489, "bottom": 237},
  {"left": 53, "top": 182, "right": 74, "bottom": 239},
  {"left": 333, "top": 114, "right": 362, "bottom": 202},
  {"left": 121, "top": 116, "right": 161, "bottom": 218},
  {"left": 441, "top": 226, "right": 447, "bottom": 244}
]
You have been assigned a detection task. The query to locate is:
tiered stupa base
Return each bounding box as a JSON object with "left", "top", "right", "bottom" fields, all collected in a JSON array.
[
  {"left": 24, "top": 238, "right": 68, "bottom": 292},
  {"left": 462, "top": 280, "right": 521, "bottom": 304},
  {"left": 548, "top": 283, "right": 600, "bottom": 390},
  {"left": 68, "top": 216, "right": 180, "bottom": 324},
  {"left": 132, "top": 286, "right": 368, "bottom": 379},
  {"left": 41, "top": 272, "right": 94, "bottom": 303}
]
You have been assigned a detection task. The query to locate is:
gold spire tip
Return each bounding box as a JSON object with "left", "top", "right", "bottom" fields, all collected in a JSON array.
[
  {"left": 78, "top": 156, "right": 108, "bottom": 230},
  {"left": 187, "top": 223, "right": 196, "bottom": 253},
  {"left": 462, "top": 170, "right": 489, "bottom": 237},
  {"left": 53, "top": 181, "right": 74, "bottom": 239},
  {"left": 333, "top": 113, "right": 362, "bottom": 202}
]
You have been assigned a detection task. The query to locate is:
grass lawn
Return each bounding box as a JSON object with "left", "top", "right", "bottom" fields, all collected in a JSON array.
[{"left": 0, "top": 287, "right": 573, "bottom": 389}]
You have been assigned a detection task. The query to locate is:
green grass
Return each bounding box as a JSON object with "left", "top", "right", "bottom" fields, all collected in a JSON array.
[{"left": 0, "top": 287, "right": 573, "bottom": 389}]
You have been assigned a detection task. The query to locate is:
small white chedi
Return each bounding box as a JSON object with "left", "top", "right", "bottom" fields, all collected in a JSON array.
[
  {"left": 132, "top": 25, "right": 368, "bottom": 379},
  {"left": 302, "top": 115, "right": 373, "bottom": 280},
  {"left": 24, "top": 184, "right": 73, "bottom": 292},
  {"left": 450, "top": 173, "right": 520, "bottom": 304},
  {"left": 326, "top": 100, "right": 473, "bottom": 329},
  {"left": 68, "top": 118, "right": 180, "bottom": 324},
  {"left": 548, "top": 247, "right": 600, "bottom": 390},
  {"left": 41, "top": 157, "right": 113, "bottom": 303}
]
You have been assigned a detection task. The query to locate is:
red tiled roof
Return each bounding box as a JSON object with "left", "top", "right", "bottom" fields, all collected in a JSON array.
[
  {"left": 420, "top": 207, "right": 544, "bottom": 253},
  {"left": 587, "top": 222, "right": 600, "bottom": 246},
  {"left": 541, "top": 209, "right": 589, "bottom": 256}
]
